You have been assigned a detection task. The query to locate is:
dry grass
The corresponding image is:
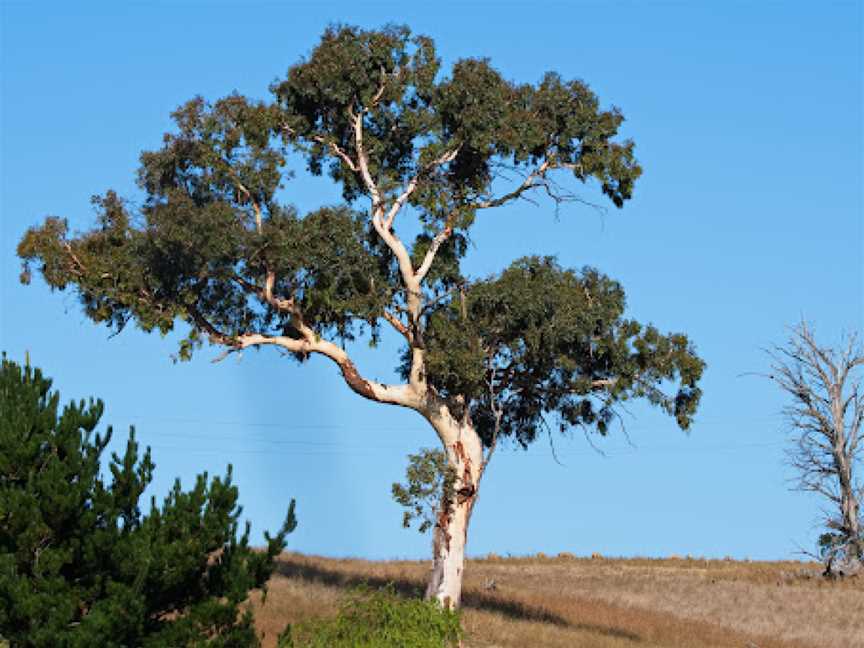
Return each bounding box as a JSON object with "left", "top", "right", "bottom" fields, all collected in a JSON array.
[{"left": 249, "top": 552, "right": 864, "bottom": 648}]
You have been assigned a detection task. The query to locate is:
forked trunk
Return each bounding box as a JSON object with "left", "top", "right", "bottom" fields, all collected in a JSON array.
[{"left": 425, "top": 422, "right": 484, "bottom": 608}]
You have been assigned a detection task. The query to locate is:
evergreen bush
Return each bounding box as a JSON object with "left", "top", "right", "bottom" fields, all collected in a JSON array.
[{"left": 0, "top": 355, "right": 296, "bottom": 647}]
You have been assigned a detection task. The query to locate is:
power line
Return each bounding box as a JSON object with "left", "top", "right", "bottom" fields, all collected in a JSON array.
[
  {"left": 121, "top": 415, "right": 424, "bottom": 432},
  {"left": 135, "top": 438, "right": 787, "bottom": 459},
  {"left": 131, "top": 429, "right": 424, "bottom": 449},
  {"left": 116, "top": 413, "right": 785, "bottom": 430},
  {"left": 108, "top": 413, "right": 789, "bottom": 458}
]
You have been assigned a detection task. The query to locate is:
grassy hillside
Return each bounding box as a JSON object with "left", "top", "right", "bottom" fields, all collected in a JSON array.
[{"left": 249, "top": 553, "right": 863, "bottom": 648}]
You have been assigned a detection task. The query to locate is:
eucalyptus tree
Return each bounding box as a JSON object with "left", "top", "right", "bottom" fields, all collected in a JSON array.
[{"left": 18, "top": 25, "right": 704, "bottom": 607}]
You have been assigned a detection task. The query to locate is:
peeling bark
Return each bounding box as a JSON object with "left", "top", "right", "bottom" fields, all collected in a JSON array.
[
  {"left": 338, "top": 358, "right": 377, "bottom": 400},
  {"left": 425, "top": 422, "right": 484, "bottom": 608}
]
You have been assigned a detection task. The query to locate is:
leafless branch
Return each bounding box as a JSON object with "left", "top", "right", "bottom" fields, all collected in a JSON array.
[
  {"left": 475, "top": 160, "right": 551, "bottom": 209},
  {"left": 767, "top": 321, "right": 864, "bottom": 571}
]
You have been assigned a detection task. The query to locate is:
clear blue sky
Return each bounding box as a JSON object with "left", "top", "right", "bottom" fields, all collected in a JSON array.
[{"left": 1, "top": 1, "right": 861, "bottom": 561}]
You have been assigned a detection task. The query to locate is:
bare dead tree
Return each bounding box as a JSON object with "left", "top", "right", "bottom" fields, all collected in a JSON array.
[{"left": 767, "top": 322, "right": 864, "bottom": 575}]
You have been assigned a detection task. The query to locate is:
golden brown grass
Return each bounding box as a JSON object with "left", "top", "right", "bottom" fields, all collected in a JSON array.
[{"left": 249, "top": 552, "right": 864, "bottom": 648}]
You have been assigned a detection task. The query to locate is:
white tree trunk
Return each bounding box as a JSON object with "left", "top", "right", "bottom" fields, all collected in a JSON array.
[{"left": 424, "top": 420, "right": 484, "bottom": 608}]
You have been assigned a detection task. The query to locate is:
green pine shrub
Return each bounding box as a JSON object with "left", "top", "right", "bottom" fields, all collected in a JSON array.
[
  {"left": 0, "top": 355, "right": 297, "bottom": 647},
  {"left": 279, "top": 585, "right": 462, "bottom": 648}
]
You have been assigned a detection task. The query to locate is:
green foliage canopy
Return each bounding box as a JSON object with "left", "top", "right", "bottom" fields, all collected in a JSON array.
[
  {"left": 18, "top": 24, "right": 702, "bottom": 448},
  {"left": 418, "top": 257, "right": 703, "bottom": 446},
  {"left": 0, "top": 356, "right": 296, "bottom": 647}
]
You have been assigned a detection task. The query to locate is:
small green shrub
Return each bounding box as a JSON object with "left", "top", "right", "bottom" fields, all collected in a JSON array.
[{"left": 280, "top": 585, "right": 462, "bottom": 648}]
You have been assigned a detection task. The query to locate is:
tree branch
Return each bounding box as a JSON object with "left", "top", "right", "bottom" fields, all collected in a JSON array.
[
  {"left": 62, "top": 242, "right": 86, "bottom": 277},
  {"left": 415, "top": 226, "right": 452, "bottom": 283},
  {"left": 347, "top": 105, "right": 417, "bottom": 290},
  {"left": 230, "top": 176, "right": 263, "bottom": 233},
  {"left": 263, "top": 271, "right": 295, "bottom": 313},
  {"left": 368, "top": 66, "right": 388, "bottom": 109},
  {"left": 384, "top": 147, "right": 460, "bottom": 230},
  {"left": 313, "top": 135, "right": 359, "bottom": 172},
  {"left": 372, "top": 216, "right": 418, "bottom": 293},
  {"left": 474, "top": 160, "right": 550, "bottom": 210},
  {"left": 383, "top": 308, "right": 411, "bottom": 341},
  {"left": 481, "top": 366, "right": 503, "bottom": 473},
  {"left": 187, "top": 304, "right": 419, "bottom": 408},
  {"left": 282, "top": 124, "right": 360, "bottom": 173},
  {"left": 351, "top": 107, "right": 382, "bottom": 207}
]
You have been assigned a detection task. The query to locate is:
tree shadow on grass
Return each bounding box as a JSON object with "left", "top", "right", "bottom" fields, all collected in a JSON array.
[{"left": 274, "top": 556, "right": 641, "bottom": 642}]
